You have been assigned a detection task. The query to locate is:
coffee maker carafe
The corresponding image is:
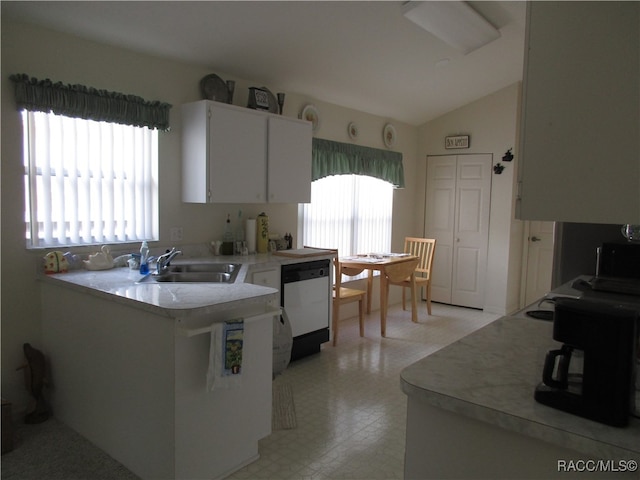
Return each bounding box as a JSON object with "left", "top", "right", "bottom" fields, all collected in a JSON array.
[{"left": 535, "top": 298, "right": 638, "bottom": 427}]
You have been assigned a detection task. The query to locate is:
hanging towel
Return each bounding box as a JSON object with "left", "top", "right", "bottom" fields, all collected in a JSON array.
[{"left": 207, "top": 319, "right": 244, "bottom": 391}]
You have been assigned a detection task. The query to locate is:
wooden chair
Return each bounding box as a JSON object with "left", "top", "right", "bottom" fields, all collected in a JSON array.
[
  {"left": 389, "top": 238, "right": 436, "bottom": 321},
  {"left": 304, "top": 247, "right": 367, "bottom": 346},
  {"left": 332, "top": 255, "right": 367, "bottom": 346},
  {"left": 384, "top": 257, "right": 420, "bottom": 326}
]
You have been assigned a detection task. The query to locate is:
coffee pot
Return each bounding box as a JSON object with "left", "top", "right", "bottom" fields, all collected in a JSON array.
[
  {"left": 535, "top": 297, "right": 638, "bottom": 427},
  {"left": 621, "top": 224, "right": 640, "bottom": 242}
]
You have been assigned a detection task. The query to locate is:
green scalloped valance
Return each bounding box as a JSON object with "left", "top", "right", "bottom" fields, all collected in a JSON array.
[
  {"left": 312, "top": 138, "right": 404, "bottom": 188},
  {"left": 9, "top": 73, "right": 172, "bottom": 131}
]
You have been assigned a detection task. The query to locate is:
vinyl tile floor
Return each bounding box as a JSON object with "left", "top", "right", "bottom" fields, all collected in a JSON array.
[
  {"left": 2, "top": 302, "right": 499, "bottom": 480},
  {"left": 227, "top": 302, "right": 500, "bottom": 480}
]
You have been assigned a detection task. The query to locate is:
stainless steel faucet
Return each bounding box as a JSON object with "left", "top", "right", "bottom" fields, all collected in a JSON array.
[{"left": 156, "top": 247, "right": 182, "bottom": 275}]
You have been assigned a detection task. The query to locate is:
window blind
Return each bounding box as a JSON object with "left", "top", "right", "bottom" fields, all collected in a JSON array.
[
  {"left": 23, "top": 111, "right": 159, "bottom": 247},
  {"left": 302, "top": 175, "right": 393, "bottom": 262}
]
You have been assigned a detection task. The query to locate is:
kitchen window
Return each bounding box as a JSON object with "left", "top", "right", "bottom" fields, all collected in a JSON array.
[
  {"left": 10, "top": 73, "right": 170, "bottom": 248},
  {"left": 302, "top": 174, "right": 393, "bottom": 256},
  {"left": 302, "top": 138, "right": 404, "bottom": 259},
  {"left": 21, "top": 111, "right": 159, "bottom": 247}
]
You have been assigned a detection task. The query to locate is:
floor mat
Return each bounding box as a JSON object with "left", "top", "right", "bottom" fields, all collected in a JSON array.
[{"left": 272, "top": 383, "right": 297, "bottom": 430}]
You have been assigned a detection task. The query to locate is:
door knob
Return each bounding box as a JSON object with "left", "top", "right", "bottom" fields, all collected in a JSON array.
[{"left": 530, "top": 236, "right": 541, "bottom": 242}]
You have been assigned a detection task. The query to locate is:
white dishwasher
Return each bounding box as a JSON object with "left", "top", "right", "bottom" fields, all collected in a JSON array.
[{"left": 281, "top": 259, "right": 330, "bottom": 360}]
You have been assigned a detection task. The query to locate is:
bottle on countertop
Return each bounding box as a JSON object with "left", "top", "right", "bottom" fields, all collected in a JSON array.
[
  {"left": 139, "top": 240, "right": 150, "bottom": 274},
  {"left": 221, "top": 214, "right": 234, "bottom": 255},
  {"left": 256, "top": 212, "right": 269, "bottom": 253},
  {"left": 235, "top": 210, "right": 245, "bottom": 243},
  {"left": 235, "top": 210, "right": 245, "bottom": 255}
]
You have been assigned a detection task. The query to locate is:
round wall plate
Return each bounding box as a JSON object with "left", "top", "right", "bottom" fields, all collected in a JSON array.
[
  {"left": 348, "top": 122, "right": 358, "bottom": 140},
  {"left": 300, "top": 104, "right": 320, "bottom": 133},
  {"left": 383, "top": 123, "right": 397, "bottom": 148}
]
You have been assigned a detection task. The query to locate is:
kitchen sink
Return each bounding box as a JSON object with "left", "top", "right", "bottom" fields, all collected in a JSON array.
[
  {"left": 166, "top": 263, "right": 238, "bottom": 274},
  {"left": 137, "top": 263, "right": 241, "bottom": 284}
]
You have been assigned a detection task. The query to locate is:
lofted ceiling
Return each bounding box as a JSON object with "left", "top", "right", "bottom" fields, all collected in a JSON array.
[{"left": 2, "top": 1, "right": 527, "bottom": 126}]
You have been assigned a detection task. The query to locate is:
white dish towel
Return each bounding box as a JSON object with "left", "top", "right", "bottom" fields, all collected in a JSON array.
[{"left": 207, "top": 319, "right": 244, "bottom": 391}]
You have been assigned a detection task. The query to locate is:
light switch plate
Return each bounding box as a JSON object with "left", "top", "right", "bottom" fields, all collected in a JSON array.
[{"left": 170, "top": 227, "right": 183, "bottom": 242}]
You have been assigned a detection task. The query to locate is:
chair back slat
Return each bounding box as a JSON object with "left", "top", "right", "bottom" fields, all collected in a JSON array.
[{"left": 404, "top": 237, "right": 436, "bottom": 279}]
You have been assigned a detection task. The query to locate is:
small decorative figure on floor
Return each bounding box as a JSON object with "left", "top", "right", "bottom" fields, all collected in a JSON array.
[{"left": 16, "top": 343, "right": 51, "bottom": 423}]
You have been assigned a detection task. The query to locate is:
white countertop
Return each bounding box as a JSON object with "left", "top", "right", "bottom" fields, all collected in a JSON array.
[
  {"left": 39, "top": 250, "right": 334, "bottom": 319},
  {"left": 400, "top": 314, "right": 640, "bottom": 461},
  {"left": 40, "top": 265, "right": 275, "bottom": 318}
]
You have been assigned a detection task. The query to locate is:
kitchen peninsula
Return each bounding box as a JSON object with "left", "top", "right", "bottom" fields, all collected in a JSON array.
[
  {"left": 401, "top": 312, "right": 640, "bottom": 479},
  {"left": 38, "top": 251, "right": 331, "bottom": 480}
]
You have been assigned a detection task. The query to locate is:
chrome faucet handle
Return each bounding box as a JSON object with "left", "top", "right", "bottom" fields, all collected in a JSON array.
[{"left": 156, "top": 248, "right": 182, "bottom": 274}]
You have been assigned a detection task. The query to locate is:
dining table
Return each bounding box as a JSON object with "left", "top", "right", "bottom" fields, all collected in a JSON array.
[{"left": 339, "top": 253, "right": 419, "bottom": 336}]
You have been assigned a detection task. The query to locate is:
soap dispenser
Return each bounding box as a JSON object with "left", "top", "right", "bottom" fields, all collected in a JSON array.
[{"left": 139, "top": 240, "right": 150, "bottom": 274}]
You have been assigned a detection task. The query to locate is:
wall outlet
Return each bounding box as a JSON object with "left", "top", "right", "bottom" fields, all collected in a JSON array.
[{"left": 170, "top": 227, "right": 183, "bottom": 242}]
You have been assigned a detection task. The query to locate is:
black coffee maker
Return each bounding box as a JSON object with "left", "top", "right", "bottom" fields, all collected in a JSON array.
[{"left": 535, "top": 297, "right": 638, "bottom": 427}]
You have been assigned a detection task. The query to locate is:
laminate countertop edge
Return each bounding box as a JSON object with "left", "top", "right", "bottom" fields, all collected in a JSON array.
[{"left": 400, "top": 315, "right": 640, "bottom": 462}]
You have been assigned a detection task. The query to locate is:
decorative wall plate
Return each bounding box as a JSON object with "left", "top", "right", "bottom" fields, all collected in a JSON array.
[
  {"left": 383, "top": 123, "right": 397, "bottom": 148},
  {"left": 300, "top": 104, "right": 320, "bottom": 133},
  {"left": 200, "top": 74, "right": 229, "bottom": 103},
  {"left": 348, "top": 122, "right": 359, "bottom": 140}
]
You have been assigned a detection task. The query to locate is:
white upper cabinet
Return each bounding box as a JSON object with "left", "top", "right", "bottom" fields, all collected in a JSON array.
[
  {"left": 517, "top": 2, "right": 639, "bottom": 224},
  {"left": 268, "top": 115, "right": 312, "bottom": 203},
  {"left": 181, "top": 100, "right": 312, "bottom": 204}
]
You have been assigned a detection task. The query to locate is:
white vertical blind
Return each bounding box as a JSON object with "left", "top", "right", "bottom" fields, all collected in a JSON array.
[
  {"left": 22, "top": 111, "right": 159, "bottom": 247},
  {"left": 302, "top": 174, "right": 393, "bottom": 257}
]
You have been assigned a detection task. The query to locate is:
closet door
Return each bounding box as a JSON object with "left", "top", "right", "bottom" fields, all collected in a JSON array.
[
  {"left": 425, "top": 156, "right": 457, "bottom": 304},
  {"left": 451, "top": 155, "right": 492, "bottom": 308},
  {"left": 425, "top": 154, "right": 492, "bottom": 308}
]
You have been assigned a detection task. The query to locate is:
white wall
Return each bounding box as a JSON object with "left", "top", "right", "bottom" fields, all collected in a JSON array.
[
  {"left": 416, "top": 83, "right": 524, "bottom": 315},
  {"left": 1, "top": 20, "right": 418, "bottom": 409}
]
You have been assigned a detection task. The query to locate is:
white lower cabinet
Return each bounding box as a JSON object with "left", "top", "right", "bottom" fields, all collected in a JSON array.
[
  {"left": 182, "top": 100, "right": 311, "bottom": 204},
  {"left": 249, "top": 267, "right": 280, "bottom": 307},
  {"left": 41, "top": 282, "right": 276, "bottom": 480}
]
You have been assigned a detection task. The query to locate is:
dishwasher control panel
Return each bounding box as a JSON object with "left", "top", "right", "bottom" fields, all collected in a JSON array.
[{"left": 281, "top": 259, "right": 329, "bottom": 283}]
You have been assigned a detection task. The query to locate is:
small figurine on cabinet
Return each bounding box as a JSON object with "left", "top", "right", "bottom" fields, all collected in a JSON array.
[{"left": 17, "top": 343, "right": 51, "bottom": 424}]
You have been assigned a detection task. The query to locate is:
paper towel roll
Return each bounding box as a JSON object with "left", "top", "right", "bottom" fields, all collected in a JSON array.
[{"left": 246, "top": 219, "right": 256, "bottom": 254}]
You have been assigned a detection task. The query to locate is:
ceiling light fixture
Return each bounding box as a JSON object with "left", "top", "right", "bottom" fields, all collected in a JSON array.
[{"left": 402, "top": 1, "right": 501, "bottom": 54}]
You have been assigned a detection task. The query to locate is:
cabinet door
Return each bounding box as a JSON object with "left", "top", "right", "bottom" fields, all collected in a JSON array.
[
  {"left": 518, "top": 2, "right": 640, "bottom": 223},
  {"left": 267, "top": 116, "right": 312, "bottom": 203},
  {"left": 209, "top": 105, "right": 267, "bottom": 203},
  {"left": 249, "top": 267, "right": 280, "bottom": 307},
  {"left": 182, "top": 101, "right": 209, "bottom": 203}
]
